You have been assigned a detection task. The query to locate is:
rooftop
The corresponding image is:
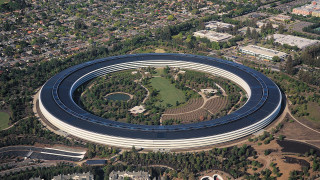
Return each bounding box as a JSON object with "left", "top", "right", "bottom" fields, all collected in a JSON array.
[
  {"left": 109, "top": 171, "right": 150, "bottom": 180},
  {"left": 193, "top": 30, "right": 233, "bottom": 42},
  {"left": 270, "top": 34, "right": 319, "bottom": 49},
  {"left": 240, "top": 45, "right": 287, "bottom": 58},
  {"left": 52, "top": 172, "right": 94, "bottom": 180},
  {"left": 129, "top": 105, "right": 146, "bottom": 114},
  {"left": 205, "top": 21, "right": 235, "bottom": 30}
]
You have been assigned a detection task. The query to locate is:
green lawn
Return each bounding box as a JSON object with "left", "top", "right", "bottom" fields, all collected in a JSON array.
[
  {"left": 150, "top": 77, "right": 186, "bottom": 107},
  {"left": 0, "top": 112, "right": 10, "bottom": 130},
  {"left": 0, "top": 0, "right": 9, "bottom": 5},
  {"left": 153, "top": 68, "right": 164, "bottom": 76},
  {"left": 307, "top": 102, "right": 320, "bottom": 122}
]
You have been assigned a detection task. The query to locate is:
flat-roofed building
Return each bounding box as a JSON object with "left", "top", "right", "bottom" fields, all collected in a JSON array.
[
  {"left": 52, "top": 172, "right": 94, "bottom": 180},
  {"left": 292, "top": 7, "right": 313, "bottom": 16},
  {"left": 292, "top": 0, "right": 320, "bottom": 16},
  {"left": 193, "top": 30, "right": 233, "bottom": 42},
  {"left": 205, "top": 21, "right": 234, "bottom": 30},
  {"left": 256, "top": 21, "right": 279, "bottom": 29},
  {"left": 312, "top": 10, "right": 320, "bottom": 17},
  {"left": 109, "top": 171, "right": 150, "bottom": 180},
  {"left": 270, "top": 34, "right": 319, "bottom": 49},
  {"left": 270, "top": 14, "right": 291, "bottom": 21},
  {"left": 238, "top": 27, "right": 261, "bottom": 34},
  {"left": 239, "top": 45, "right": 287, "bottom": 60}
]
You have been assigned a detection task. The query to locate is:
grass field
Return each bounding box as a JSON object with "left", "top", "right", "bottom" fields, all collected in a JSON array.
[
  {"left": 307, "top": 102, "right": 320, "bottom": 122},
  {"left": 150, "top": 77, "right": 186, "bottom": 107},
  {"left": 0, "top": 0, "right": 9, "bottom": 5},
  {"left": 153, "top": 68, "right": 164, "bottom": 76},
  {"left": 0, "top": 112, "right": 10, "bottom": 130}
]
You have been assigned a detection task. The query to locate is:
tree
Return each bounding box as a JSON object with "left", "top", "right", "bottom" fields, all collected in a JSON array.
[
  {"left": 167, "top": 15, "right": 175, "bottom": 21},
  {"left": 285, "top": 55, "right": 294, "bottom": 75},
  {"left": 246, "top": 27, "right": 251, "bottom": 38},
  {"left": 4, "top": 46, "right": 14, "bottom": 56},
  {"left": 272, "top": 56, "right": 280, "bottom": 62},
  {"left": 278, "top": 24, "right": 285, "bottom": 34},
  {"left": 211, "top": 42, "right": 220, "bottom": 50},
  {"left": 74, "top": 19, "right": 87, "bottom": 30},
  {"left": 264, "top": 149, "right": 271, "bottom": 155},
  {"left": 278, "top": 135, "right": 285, "bottom": 141}
]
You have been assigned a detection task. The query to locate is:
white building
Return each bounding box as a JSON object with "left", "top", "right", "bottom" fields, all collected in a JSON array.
[
  {"left": 201, "top": 89, "right": 218, "bottom": 94},
  {"left": 193, "top": 30, "right": 233, "bottom": 42},
  {"left": 269, "top": 14, "right": 291, "bottom": 22},
  {"left": 109, "top": 171, "right": 150, "bottom": 180},
  {"left": 129, "top": 105, "right": 145, "bottom": 114},
  {"left": 51, "top": 172, "right": 94, "bottom": 180},
  {"left": 270, "top": 34, "right": 319, "bottom": 49},
  {"left": 205, "top": 21, "right": 234, "bottom": 30},
  {"left": 239, "top": 45, "right": 287, "bottom": 60},
  {"left": 238, "top": 27, "right": 261, "bottom": 34},
  {"left": 256, "top": 21, "right": 279, "bottom": 29},
  {"left": 292, "top": 0, "right": 320, "bottom": 16}
]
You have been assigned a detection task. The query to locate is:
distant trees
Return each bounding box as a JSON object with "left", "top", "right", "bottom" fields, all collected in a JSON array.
[
  {"left": 74, "top": 19, "right": 87, "bottom": 30},
  {"left": 303, "top": 23, "right": 320, "bottom": 35},
  {"left": 167, "top": 15, "right": 175, "bottom": 21},
  {"left": 4, "top": 163, "right": 98, "bottom": 180},
  {"left": 260, "top": 22, "right": 275, "bottom": 36},
  {"left": 278, "top": 135, "right": 285, "bottom": 141},
  {"left": 300, "top": 45, "right": 320, "bottom": 68},
  {"left": 0, "top": 0, "right": 28, "bottom": 12},
  {"left": 272, "top": 56, "right": 280, "bottom": 62},
  {"left": 2, "top": 21, "right": 16, "bottom": 31},
  {"left": 119, "top": 144, "right": 256, "bottom": 178},
  {"left": 285, "top": 55, "right": 294, "bottom": 75}
]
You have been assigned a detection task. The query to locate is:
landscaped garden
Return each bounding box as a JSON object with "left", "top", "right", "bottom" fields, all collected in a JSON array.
[{"left": 75, "top": 67, "right": 245, "bottom": 125}]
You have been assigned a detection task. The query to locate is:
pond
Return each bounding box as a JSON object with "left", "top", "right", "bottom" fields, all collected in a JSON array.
[{"left": 105, "top": 93, "right": 131, "bottom": 101}]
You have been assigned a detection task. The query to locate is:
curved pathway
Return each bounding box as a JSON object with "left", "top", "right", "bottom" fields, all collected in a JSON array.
[
  {"left": 105, "top": 92, "right": 134, "bottom": 99},
  {"left": 147, "top": 164, "right": 175, "bottom": 170},
  {"left": 287, "top": 109, "right": 320, "bottom": 135},
  {"left": 140, "top": 83, "right": 150, "bottom": 104},
  {"left": 161, "top": 95, "right": 218, "bottom": 116}
]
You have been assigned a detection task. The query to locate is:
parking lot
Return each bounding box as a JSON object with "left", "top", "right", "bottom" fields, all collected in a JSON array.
[{"left": 0, "top": 146, "right": 86, "bottom": 162}]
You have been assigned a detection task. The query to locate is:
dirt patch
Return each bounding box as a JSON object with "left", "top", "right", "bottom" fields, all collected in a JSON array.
[
  {"left": 276, "top": 118, "right": 320, "bottom": 141},
  {"left": 250, "top": 140, "right": 305, "bottom": 179},
  {"left": 155, "top": 49, "right": 166, "bottom": 53}
]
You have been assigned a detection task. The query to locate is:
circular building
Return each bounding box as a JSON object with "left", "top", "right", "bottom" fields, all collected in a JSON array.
[{"left": 38, "top": 53, "right": 282, "bottom": 150}]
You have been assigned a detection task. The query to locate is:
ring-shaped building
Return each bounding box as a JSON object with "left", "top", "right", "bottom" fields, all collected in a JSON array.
[{"left": 39, "top": 53, "right": 282, "bottom": 150}]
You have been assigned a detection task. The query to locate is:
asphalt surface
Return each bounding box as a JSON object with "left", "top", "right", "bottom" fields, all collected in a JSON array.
[{"left": 0, "top": 146, "right": 85, "bottom": 161}]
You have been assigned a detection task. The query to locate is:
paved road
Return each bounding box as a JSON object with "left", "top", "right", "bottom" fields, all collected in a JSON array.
[{"left": 0, "top": 146, "right": 86, "bottom": 161}]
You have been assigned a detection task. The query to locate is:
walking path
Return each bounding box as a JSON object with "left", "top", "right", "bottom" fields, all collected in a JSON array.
[
  {"left": 287, "top": 109, "right": 320, "bottom": 135},
  {"left": 227, "top": 92, "right": 243, "bottom": 114},
  {"left": 161, "top": 95, "right": 218, "bottom": 116},
  {"left": 140, "top": 84, "right": 150, "bottom": 104}
]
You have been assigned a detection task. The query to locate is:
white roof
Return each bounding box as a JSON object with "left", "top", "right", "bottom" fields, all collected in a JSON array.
[
  {"left": 129, "top": 105, "right": 145, "bottom": 114},
  {"left": 270, "top": 34, "right": 319, "bottom": 49},
  {"left": 240, "top": 45, "right": 287, "bottom": 57},
  {"left": 193, "top": 30, "right": 233, "bottom": 42}
]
